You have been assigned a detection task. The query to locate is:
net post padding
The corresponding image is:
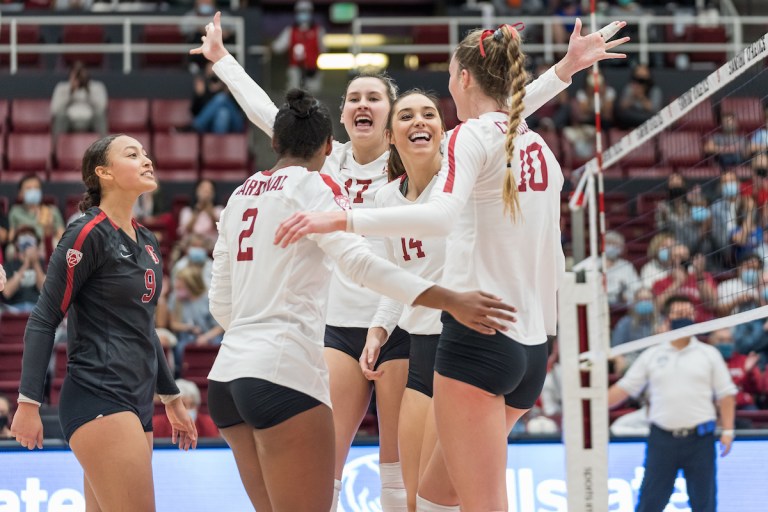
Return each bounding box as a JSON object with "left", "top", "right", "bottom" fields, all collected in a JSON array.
[{"left": 559, "top": 271, "right": 611, "bottom": 512}]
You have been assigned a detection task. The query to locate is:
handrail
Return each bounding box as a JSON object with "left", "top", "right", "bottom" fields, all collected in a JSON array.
[
  {"left": 351, "top": 14, "right": 768, "bottom": 66},
  {"left": 0, "top": 15, "right": 252, "bottom": 75}
]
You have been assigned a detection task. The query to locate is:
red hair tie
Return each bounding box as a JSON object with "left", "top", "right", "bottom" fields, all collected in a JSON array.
[{"left": 479, "top": 22, "right": 526, "bottom": 58}]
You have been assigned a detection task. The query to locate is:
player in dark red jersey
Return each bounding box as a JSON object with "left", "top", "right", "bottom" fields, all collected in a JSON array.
[{"left": 11, "top": 134, "right": 197, "bottom": 512}]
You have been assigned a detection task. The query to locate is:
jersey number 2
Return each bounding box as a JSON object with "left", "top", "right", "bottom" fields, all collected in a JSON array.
[
  {"left": 141, "top": 269, "right": 156, "bottom": 303},
  {"left": 237, "top": 208, "right": 259, "bottom": 261}
]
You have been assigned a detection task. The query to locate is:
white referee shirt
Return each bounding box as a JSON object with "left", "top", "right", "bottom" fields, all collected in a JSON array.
[
  {"left": 350, "top": 113, "right": 566, "bottom": 345},
  {"left": 207, "top": 167, "right": 433, "bottom": 406},
  {"left": 617, "top": 337, "right": 737, "bottom": 430},
  {"left": 370, "top": 175, "right": 445, "bottom": 336},
  {"left": 212, "top": 55, "right": 570, "bottom": 328}
]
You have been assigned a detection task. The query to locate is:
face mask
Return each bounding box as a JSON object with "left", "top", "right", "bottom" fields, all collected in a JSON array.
[
  {"left": 658, "top": 247, "right": 670, "bottom": 263},
  {"left": 756, "top": 168, "right": 768, "bottom": 178},
  {"left": 16, "top": 234, "right": 38, "bottom": 253},
  {"left": 174, "top": 286, "right": 191, "bottom": 301},
  {"left": 668, "top": 187, "right": 686, "bottom": 201},
  {"left": 741, "top": 269, "right": 759, "bottom": 286},
  {"left": 188, "top": 408, "right": 198, "bottom": 422},
  {"left": 716, "top": 343, "right": 734, "bottom": 360},
  {"left": 0, "top": 415, "right": 7, "bottom": 431},
  {"left": 187, "top": 247, "right": 208, "bottom": 264},
  {"left": 296, "top": 12, "right": 312, "bottom": 25},
  {"left": 23, "top": 188, "right": 42, "bottom": 205},
  {"left": 197, "top": 4, "right": 214, "bottom": 14},
  {"left": 605, "top": 245, "right": 621, "bottom": 260},
  {"left": 634, "top": 300, "right": 654, "bottom": 316},
  {"left": 669, "top": 318, "right": 695, "bottom": 331},
  {"left": 691, "top": 205, "right": 710, "bottom": 222},
  {"left": 722, "top": 182, "right": 739, "bottom": 198}
]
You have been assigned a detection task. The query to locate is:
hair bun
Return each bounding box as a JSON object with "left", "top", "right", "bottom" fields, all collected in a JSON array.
[{"left": 285, "top": 88, "right": 319, "bottom": 119}]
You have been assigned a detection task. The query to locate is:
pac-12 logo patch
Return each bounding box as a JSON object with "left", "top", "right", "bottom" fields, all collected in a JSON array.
[
  {"left": 66, "top": 249, "right": 83, "bottom": 268},
  {"left": 334, "top": 194, "right": 351, "bottom": 210},
  {"left": 145, "top": 245, "right": 160, "bottom": 264}
]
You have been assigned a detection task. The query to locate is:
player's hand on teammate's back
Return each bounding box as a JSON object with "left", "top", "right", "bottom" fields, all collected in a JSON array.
[
  {"left": 360, "top": 327, "right": 388, "bottom": 380},
  {"left": 274, "top": 211, "right": 347, "bottom": 247},
  {"left": 165, "top": 397, "right": 198, "bottom": 451},
  {"left": 10, "top": 403, "right": 44, "bottom": 450},
  {"left": 189, "top": 11, "right": 230, "bottom": 64}
]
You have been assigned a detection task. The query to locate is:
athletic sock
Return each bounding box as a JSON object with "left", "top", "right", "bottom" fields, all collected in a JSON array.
[
  {"left": 415, "top": 495, "right": 460, "bottom": 512},
  {"left": 380, "top": 462, "right": 407, "bottom": 512},
  {"left": 330, "top": 478, "right": 341, "bottom": 512}
]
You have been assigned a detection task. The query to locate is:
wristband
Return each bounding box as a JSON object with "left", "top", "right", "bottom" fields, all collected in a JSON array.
[
  {"left": 17, "top": 393, "right": 42, "bottom": 407},
  {"left": 721, "top": 429, "right": 735, "bottom": 437},
  {"left": 159, "top": 393, "right": 182, "bottom": 405}
]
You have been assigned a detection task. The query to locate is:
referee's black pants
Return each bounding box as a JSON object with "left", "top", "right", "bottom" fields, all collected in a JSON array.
[{"left": 636, "top": 424, "right": 717, "bottom": 512}]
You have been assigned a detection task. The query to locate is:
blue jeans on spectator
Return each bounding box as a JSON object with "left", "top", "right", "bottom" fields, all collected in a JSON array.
[{"left": 192, "top": 92, "right": 245, "bottom": 134}]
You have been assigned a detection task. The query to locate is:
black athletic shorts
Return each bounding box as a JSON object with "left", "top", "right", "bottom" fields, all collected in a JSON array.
[
  {"left": 207, "top": 378, "right": 323, "bottom": 430},
  {"left": 59, "top": 376, "right": 153, "bottom": 443},
  {"left": 324, "top": 325, "right": 410, "bottom": 369},
  {"left": 406, "top": 334, "right": 440, "bottom": 398},
  {"left": 434, "top": 313, "right": 549, "bottom": 409}
]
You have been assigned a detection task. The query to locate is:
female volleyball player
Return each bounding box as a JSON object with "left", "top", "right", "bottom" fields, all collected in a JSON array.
[
  {"left": 193, "top": 14, "right": 626, "bottom": 510},
  {"left": 205, "top": 88, "right": 516, "bottom": 511},
  {"left": 11, "top": 134, "right": 197, "bottom": 512}
]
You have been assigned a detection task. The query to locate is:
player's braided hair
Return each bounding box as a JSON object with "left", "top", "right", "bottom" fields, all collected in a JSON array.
[
  {"left": 454, "top": 25, "right": 528, "bottom": 221},
  {"left": 78, "top": 134, "right": 121, "bottom": 212},
  {"left": 385, "top": 89, "right": 446, "bottom": 182},
  {"left": 273, "top": 89, "right": 333, "bottom": 160}
]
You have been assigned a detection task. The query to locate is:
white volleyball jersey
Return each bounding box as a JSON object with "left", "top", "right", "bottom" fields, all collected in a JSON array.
[
  {"left": 212, "top": 54, "right": 570, "bottom": 331},
  {"left": 370, "top": 175, "right": 445, "bottom": 336},
  {"left": 351, "top": 112, "right": 566, "bottom": 345},
  {"left": 207, "top": 167, "right": 433, "bottom": 406}
]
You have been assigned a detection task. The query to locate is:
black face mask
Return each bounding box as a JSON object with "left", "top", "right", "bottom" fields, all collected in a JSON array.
[
  {"left": 0, "top": 415, "right": 7, "bottom": 431},
  {"left": 669, "top": 187, "right": 686, "bottom": 201},
  {"left": 756, "top": 168, "right": 768, "bottom": 178}
]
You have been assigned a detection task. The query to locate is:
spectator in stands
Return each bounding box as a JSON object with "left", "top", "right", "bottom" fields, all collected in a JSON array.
[
  {"left": 272, "top": 1, "right": 325, "bottom": 93},
  {"left": 153, "top": 379, "right": 219, "bottom": 438},
  {"left": 169, "top": 266, "right": 223, "bottom": 367},
  {"left": 573, "top": 70, "right": 615, "bottom": 129},
  {"left": 552, "top": 0, "right": 583, "bottom": 58},
  {"left": 708, "top": 328, "right": 763, "bottom": 418},
  {"left": 525, "top": 60, "right": 571, "bottom": 131},
  {"left": 603, "top": 230, "right": 639, "bottom": 308},
  {"left": 640, "top": 232, "right": 676, "bottom": 289},
  {"left": 190, "top": 62, "right": 244, "bottom": 134},
  {"left": 182, "top": 0, "right": 232, "bottom": 73},
  {"left": 0, "top": 394, "right": 12, "bottom": 439},
  {"left": 704, "top": 112, "right": 748, "bottom": 169},
  {"left": 612, "top": 287, "right": 656, "bottom": 349},
  {"left": 0, "top": 210, "right": 8, "bottom": 253},
  {"left": 171, "top": 233, "right": 213, "bottom": 287},
  {"left": 54, "top": 0, "right": 93, "bottom": 10},
  {"left": 177, "top": 178, "right": 222, "bottom": 250},
  {"left": 608, "top": 295, "right": 736, "bottom": 512},
  {"left": 651, "top": 243, "right": 717, "bottom": 322},
  {"left": 730, "top": 195, "right": 763, "bottom": 264},
  {"left": 2, "top": 226, "right": 47, "bottom": 313},
  {"left": 615, "top": 63, "right": 663, "bottom": 129},
  {"left": 50, "top": 61, "right": 108, "bottom": 143},
  {"left": 686, "top": 192, "right": 722, "bottom": 271},
  {"left": 656, "top": 173, "right": 701, "bottom": 251},
  {"left": 8, "top": 174, "right": 65, "bottom": 253},
  {"left": 716, "top": 253, "right": 764, "bottom": 316},
  {"left": 733, "top": 315, "right": 768, "bottom": 371},
  {"left": 748, "top": 105, "right": 768, "bottom": 156},
  {"left": 711, "top": 170, "right": 743, "bottom": 267},
  {"left": 742, "top": 153, "right": 768, "bottom": 226}
]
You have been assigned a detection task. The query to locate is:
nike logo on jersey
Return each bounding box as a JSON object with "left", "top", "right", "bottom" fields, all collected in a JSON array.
[{"left": 119, "top": 244, "right": 132, "bottom": 258}]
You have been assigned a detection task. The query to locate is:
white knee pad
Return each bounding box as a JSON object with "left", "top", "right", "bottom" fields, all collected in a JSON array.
[
  {"left": 379, "top": 462, "right": 407, "bottom": 512},
  {"left": 330, "top": 479, "right": 341, "bottom": 512},
  {"left": 415, "top": 495, "right": 460, "bottom": 512}
]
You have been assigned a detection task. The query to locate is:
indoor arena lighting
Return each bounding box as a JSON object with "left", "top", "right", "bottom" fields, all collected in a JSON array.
[
  {"left": 317, "top": 53, "right": 389, "bottom": 70},
  {"left": 322, "top": 33, "right": 387, "bottom": 49}
]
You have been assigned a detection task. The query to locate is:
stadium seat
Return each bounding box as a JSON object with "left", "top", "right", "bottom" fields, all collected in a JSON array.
[
  {"left": 674, "top": 99, "right": 716, "bottom": 133},
  {"left": 50, "top": 377, "right": 64, "bottom": 405},
  {"left": 52, "top": 132, "right": 101, "bottom": 182},
  {"left": 0, "top": 345, "right": 24, "bottom": 381},
  {"left": 0, "top": 100, "right": 8, "bottom": 132},
  {"left": 182, "top": 345, "right": 220, "bottom": 379},
  {"left": 626, "top": 166, "right": 672, "bottom": 179},
  {"left": 200, "top": 133, "right": 251, "bottom": 181},
  {"left": 0, "top": 25, "right": 42, "bottom": 68},
  {"left": 720, "top": 97, "right": 764, "bottom": 133},
  {"left": 538, "top": 131, "right": 562, "bottom": 162},
  {"left": 151, "top": 99, "right": 192, "bottom": 132},
  {"left": 10, "top": 99, "right": 51, "bottom": 133},
  {"left": 679, "top": 166, "right": 719, "bottom": 180},
  {"left": 140, "top": 25, "right": 186, "bottom": 68},
  {"left": 0, "top": 312, "right": 31, "bottom": 345},
  {"left": 438, "top": 97, "right": 460, "bottom": 130},
  {"left": 411, "top": 25, "right": 450, "bottom": 67},
  {"left": 108, "top": 98, "right": 151, "bottom": 132},
  {"left": 659, "top": 132, "right": 703, "bottom": 168},
  {"left": 152, "top": 132, "right": 200, "bottom": 182},
  {"left": 685, "top": 26, "right": 727, "bottom": 66},
  {"left": 5, "top": 133, "right": 51, "bottom": 181},
  {"left": 609, "top": 129, "right": 656, "bottom": 168},
  {"left": 61, "top": 25, "right": 106, "bottom": 67},
  {"left": 0, "top": 380, "right": 20, "bottom": 402}
]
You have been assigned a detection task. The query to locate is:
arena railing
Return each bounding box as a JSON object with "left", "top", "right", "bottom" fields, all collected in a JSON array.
[
  {"left": 349, "top": 14, "right": 768, "bottom": 66},
  {"left": 0, "top": 15, "right": 258, "bottom": 75}
]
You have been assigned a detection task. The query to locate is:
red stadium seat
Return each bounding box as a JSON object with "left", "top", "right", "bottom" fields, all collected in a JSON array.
[
  {"left": 438, "top": 97, "right": 459, "bottom": 131},
  {"left": 674, "top": 99, "right": 716, "bottom": 133},
  {"left": 0, "top": 25, "right": 42, "bottom": 68},
  {"left": 5, "top": 133, "right": 51, "bottom": 181},
  {"left": 0, "top": 380, "right": 21, "bottom": 402},
  {"left": 609, "top": 129, "right": 657, "bottom": 168},
  {"left": 53, "top": 343, "right": 68, "bottom": 380},
  {"left": 0, "top": 100, "right": 9, "bottom": 132},
  {"left": 0, "top": 312, "right": 31, "bottom": 345},
  {"left": 627, "top": 166, "right": 673, "bottom": 179},
  {"left": 659, "top": 132, "right": 703, "bottom": 168},
  {"left": 11, "top": 99, "right": 51, "bottom": 133},
  {"left": 52, "top": 132, "right": 101, "bottom": 182},
  {"left": 141, "top": 25, "right": 186, "bottom": 68},
  {"left": 200, "top": 133, "right": 251, "bottom": 181},
  {"left": 0, "top": 345, "right": 24, "bottom": 381},
  {"left": 152, "top": 132, "right": 200, "bottom": 182},
  {"left": 685, "top": 26, "right": 727, "bottom": 66},
  {"left": 61, "top": 25, "right": 106, "bottom": 67},
  {"left": 538, "top": 131, "right": 562, "bottom": 162},
  {"left": 151, "top": 99, "right": 192, "bottom": 132},
  {"left": 182, "top": 345, "right": 220, "bottom": 379},
  {"left": 679, "top": 166, "right": 719, "bottom": 180},
  {"left": 720, "top": 97, "right": 764, "bottom": 133},
  {"left": 411, "top": 25, "right": 450, "bottom": 67},
  {"left": 109, "top": 99, "right": 151, "bottom": 132},
  {"left": 50, "top": 377, "right": 64, "bottom": 405}
]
